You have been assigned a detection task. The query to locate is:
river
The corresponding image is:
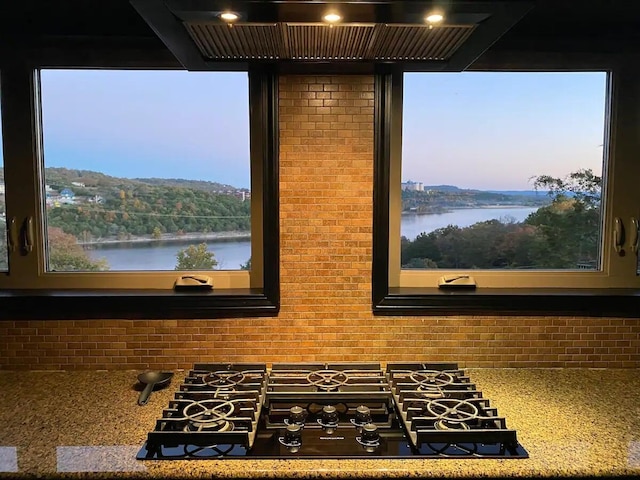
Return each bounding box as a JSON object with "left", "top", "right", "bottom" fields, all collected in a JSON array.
[
  {"left": 88, "top": 206, "right": 538, "bottom": 270},
  {"left": 88, "top": 240, "right": 251, "bottom": 271},
  {"left": 401, "top": 206, "right": 538, "bottom": 240}
]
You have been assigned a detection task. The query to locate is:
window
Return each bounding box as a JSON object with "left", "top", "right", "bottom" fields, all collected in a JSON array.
[
  {"left": 373, "top": 67, "right": 640, "bottom": 316},
  {"left": 40, "top": 70, "right": 251, "bottom": 274},
  {"left": 0, "top": 66, "right": 279, "bottom": 319}
]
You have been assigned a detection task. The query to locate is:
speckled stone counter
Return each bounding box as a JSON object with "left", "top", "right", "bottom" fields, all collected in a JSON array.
[{"left": 0, "top": 369, "right": 639, "bottom": 479}]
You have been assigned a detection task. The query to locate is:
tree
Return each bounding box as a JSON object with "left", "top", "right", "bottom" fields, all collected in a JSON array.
[
  {"left": 47, "top": 227, "right": 109, "bottom": 271},
  {"left": 175, "top": 243, "right": 218, "bottom": 270},
  {"left": 0, "top": 225, "right": 7, "bottom": 271},
  {"left": 527, "top": 168, "right": 601, "bottom": 268},
  {"left": 240, "top": 257, "right": 251, "bottom": 270}
]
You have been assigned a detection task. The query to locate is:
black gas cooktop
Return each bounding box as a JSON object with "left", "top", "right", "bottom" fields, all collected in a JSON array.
[{"left": 137, "top": 362, "right": 528, "bottom": 460}]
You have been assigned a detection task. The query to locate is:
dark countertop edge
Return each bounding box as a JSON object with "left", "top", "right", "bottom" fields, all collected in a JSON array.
[
  {"left": 0, "top": 288, "right": 279, "bottom": 320},
  {"left": 374, "top": 287, "right": 640, "bottom": 317}
]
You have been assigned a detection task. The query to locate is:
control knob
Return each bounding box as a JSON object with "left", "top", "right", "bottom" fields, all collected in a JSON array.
[
  {"left": 280, "top": 423, "right": 303, "bottom": 453},
  {"left": 319, "top": 405, "right": 339, "bottom": 433},
  {"left": 361, "top": 423, "right": 380, "bottom": 444},
  {"left": 288, "top": 405, "right": 306, "bottom": 425},
  {"left": 356, "top": 423, "right": 381, "bottom": 452},
  {"left": 354, "top": 405, "right": 372, "bottom": 426}
]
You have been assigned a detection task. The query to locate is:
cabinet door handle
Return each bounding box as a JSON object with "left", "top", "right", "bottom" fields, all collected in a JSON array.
[
  {"left": 7, "top": 217, "right": 18, "bottom": 252},
  {"left": 631, "top": 217, "right": 639, "bottom": 254},
  {"left": 22, "top": 216, "right": 34, "bottom": 253}
]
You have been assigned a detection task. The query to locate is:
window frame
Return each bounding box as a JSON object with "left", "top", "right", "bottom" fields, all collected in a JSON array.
[
  {"left": 0, "top": 62, "right": 279, "bottom": 319},
  {"left": 372, "top": 65, "right": 640, "bottom": 317}
]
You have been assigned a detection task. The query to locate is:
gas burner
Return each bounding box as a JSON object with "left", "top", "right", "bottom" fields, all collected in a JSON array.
[
  {"left": 139, "top": 362, "right": 528, "bottom": 460},
  {"left": 426, "top": 398, "right": 479, "bottom": 424},
  {"left": 183, "top": 399, "right": 239, "bottom": 432},
  {"left": 386, "top": 363, "right": 526, "bottom": 457},
  {"left": 410, "top": 370, "right": 455, "bottom": 389},
  {"left": 306, "top": 370, "right": 349, "bottom": 392},
  {"left": 434, "top": 419, "right": 471, "bottom": 430},
  {"left": 418, "top": 387, "right": 446, "bottom": 400},
  {"left": 201, "top": 371, "right": 246, "bottom": 390}
]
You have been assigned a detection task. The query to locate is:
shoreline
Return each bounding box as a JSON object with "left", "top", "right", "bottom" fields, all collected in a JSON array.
[
  {"left": 79, "top": 230, "right": 251, "bottom": 249},
  {"left": 401, "top": 204, "right": 542, "bottom": 215}
]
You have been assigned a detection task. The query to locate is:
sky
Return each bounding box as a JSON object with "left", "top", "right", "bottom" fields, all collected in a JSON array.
[
  {"left": 33, "top": 70, "right": 608, "bottom": 192},
  {"left": 402, "top": 72, "right": 608, "bottom": 191},
  {"left": 39, "top": 70, "right": 251, "bottom": 188}
]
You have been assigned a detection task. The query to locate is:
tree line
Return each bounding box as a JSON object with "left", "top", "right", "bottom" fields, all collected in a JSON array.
[
  {"left": 47, "top": 185, "right": 249, "bottom": 241},
  {"left": 0, "top": 169, "right": 600, "bottom": 272},
  {"left": 401, "top": 170, "right": 601, "bottom": 270}
]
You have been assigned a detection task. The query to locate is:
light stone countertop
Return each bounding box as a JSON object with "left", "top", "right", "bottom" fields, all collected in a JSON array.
[{"left": 0, "top": 368, "right": 639, "bottom": 479}]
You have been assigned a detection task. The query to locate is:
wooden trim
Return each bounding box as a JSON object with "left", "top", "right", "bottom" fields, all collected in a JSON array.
[
  {"left": 374, "top": 288, "right": 640, "bottom": 317},
  {"left": 0, "top": 67, "right": 280, "bottom": 319},
  {"left": 371, "top": 67, "right": 640, "bottom": 318},
  {"left": 0, "top": 289, "right": 277, "bottom": 320},
  {"left": 372, "top": 67, "right": 393, "bottom": 307},
  {"left": 255, "top": 67, "right": 280, "bottom": 309}
]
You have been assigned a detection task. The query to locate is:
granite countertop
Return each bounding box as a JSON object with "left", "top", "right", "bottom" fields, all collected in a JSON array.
[{"left": 0, "top": 368, "right": 639, "bottom": 479}]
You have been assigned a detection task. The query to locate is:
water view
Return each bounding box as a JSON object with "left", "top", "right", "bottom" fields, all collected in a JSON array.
[
  {"left": 86, "top": 207, "right": 537, "bottom": 270},
  {"left": 88, "top": 240, "right": 251, "bottom": 271},
  {"left": 401, "top": 206, "right": 538, "bottom": 240}
]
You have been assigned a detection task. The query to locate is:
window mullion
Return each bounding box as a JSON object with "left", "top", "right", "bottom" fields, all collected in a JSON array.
[{"left": 0, "top": 65, "right": 45, "bottom": 288}]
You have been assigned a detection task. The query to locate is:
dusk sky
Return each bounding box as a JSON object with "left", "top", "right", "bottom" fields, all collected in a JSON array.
[
  {"left": 40, "top": 70, "right": 251, "bottom": 188},
  {"left": 403, "top": 71, "right": 607, "bottom": 190},
  {"left": 36, "top": 69, "right": 608, "bottom": 192}
]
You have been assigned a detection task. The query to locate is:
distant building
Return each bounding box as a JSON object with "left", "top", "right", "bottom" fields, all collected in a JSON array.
[
  {"left": 235, "top": 190, "right": 251, "bottom": 201},
  {"left": 59, "top": 188, "right": 75, "bottom": 205},
  {"left": 401, "top": 180, "right": 424, "bottom": 192},
  {"left": 71, "top": 181, "right": 85, "bottom": 188}
]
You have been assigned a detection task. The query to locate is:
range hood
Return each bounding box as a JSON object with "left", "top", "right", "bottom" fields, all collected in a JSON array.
[{"left": 131, "top": 1, "right": 532, "bottom": 71}]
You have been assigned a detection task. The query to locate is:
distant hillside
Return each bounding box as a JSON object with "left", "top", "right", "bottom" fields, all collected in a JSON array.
[
  {"left": 488, "top": 190, "right": 549, "bottom": 197},
  {"left": 0, "top": 167, "right": 251, "bottom": 241},
  {"left": 424, "top": 185, "right": 463, "bottom": 192},
  {"left": 402, "top": 185, "right": 551, "bottom": 214},
  {"left": 134, "top": 177, "right": 241, "bottom": 194},
  {"left": 425, "top": 185, "right": 548, "bottom": 197},
  {"left": 40, "top": 168, "right": 243, "bottom": 193}
]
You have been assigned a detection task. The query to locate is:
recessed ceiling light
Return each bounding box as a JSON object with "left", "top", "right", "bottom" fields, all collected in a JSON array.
[
  {"left": 323, "top": 12, "right": 342, "bottom": 23},
  {"left": 425, "top": 13, "right": 444, "bottom": 23},
  {"left": 219, "top": 11, "right": 240, "bottom": 22}
]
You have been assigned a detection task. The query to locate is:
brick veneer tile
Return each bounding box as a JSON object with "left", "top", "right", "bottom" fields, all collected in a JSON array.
[{"left": 0, "top": 75, "right": 639, "bottom": 370}]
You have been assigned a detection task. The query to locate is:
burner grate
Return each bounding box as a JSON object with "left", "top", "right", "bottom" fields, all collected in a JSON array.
[
  {"left": 268, "top": 363, "right": 391, "bottom": 397},
  {"left": 139, "top": 361, "right": 527, "bottom": 459},
  {"left": 387, "top": 362, "right": 525, "bottom": 455},
  {"left": 142, "top": 363, "right": 267, "bottom": 455}
]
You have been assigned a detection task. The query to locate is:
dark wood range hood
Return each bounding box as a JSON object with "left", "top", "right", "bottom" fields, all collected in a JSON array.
[{"left": 130, "top": 0, "right": 532, "bottom": 71}]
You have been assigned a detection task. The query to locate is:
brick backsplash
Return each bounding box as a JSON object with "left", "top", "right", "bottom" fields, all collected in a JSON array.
[{"left": 0, "top": 75, "right": 638, "bottom": 370}]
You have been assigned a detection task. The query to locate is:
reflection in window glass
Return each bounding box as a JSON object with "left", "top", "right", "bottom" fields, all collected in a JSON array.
[
  {"left": 0, "top": 90, "right": 7, "bottom": 272},
  {"left": 40, "top": 70, "right": 251, "bottom": 272},
  {"left": 401, "top": 72, "right": 607, "bottom": 271}
]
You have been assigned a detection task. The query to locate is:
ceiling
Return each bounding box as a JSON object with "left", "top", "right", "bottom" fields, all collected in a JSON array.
[{"left": 1, "top": 0, "right": 639, "bottom": 65}]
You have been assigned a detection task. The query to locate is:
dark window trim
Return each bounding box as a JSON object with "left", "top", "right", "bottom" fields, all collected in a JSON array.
[
  {"left": 0, "top": 65, "right": 279, "bottom": 320},
  {"left": 371, "top": 68, "right": 640, "bottom": 317}
]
